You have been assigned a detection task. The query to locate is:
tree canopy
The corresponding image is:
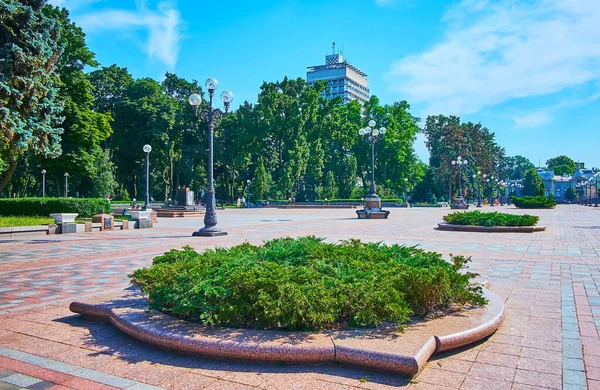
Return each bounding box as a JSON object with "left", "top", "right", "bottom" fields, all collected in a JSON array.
[{"left": 0, "top": 0, "right": 64, "bottom": 192}]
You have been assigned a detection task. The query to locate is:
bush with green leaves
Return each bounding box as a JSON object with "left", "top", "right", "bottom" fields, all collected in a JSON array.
[
  {"left": 0, "top": 198, "right": 111, "bottom": 218},
  {"left": 443, "top": 211, "right": 539, "bottom": 226},
  {"left": 512, "top": 196, "right": 556, "bottom": 209},
  {"left": 130, "top": 237, "right": 486, "bottom": 331}
]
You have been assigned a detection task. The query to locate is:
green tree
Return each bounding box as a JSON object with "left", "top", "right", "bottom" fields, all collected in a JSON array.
[
  {"left": 39, "top": 5, "right": 113, "bottom": 197},
  {"left": 546, "top": 155, "right": 577, "bottom": 175},
  {"left": 91, "top": 149, "right": 117, "bottom": 198},
  {"left": 0, "top": 0, "right": 63, "bottom": 192},
  {"left": 322, "top": 171, "right": 337, "bottom": 200},
  {"left": 522, "top": 168, "right": 545, "bottom": 196},
  {"left": 499, "top": 155, "right": 535, "bottom": 180},
  {"left": 252, "top": 157, "right": 269, "bottom": 200},
  {"left": 564, "top": 186, "right": 576, "bottom": 202}
]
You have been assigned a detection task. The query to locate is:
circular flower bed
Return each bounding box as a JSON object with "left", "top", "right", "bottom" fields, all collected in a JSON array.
[
  {"left": 130, "top": 237, "right": 486, "bottom": 331},
  {"left": 443, "top": 210, "right": 539, "bottom": 226}
]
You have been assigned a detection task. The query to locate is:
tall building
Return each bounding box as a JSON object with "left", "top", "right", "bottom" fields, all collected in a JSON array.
[{"left": 306, "top": 43, "right": 370, "bottom": 105}]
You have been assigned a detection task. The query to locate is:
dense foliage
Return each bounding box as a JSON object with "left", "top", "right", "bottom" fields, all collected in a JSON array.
[
  {"left": 420, "top": 115, "right": 506, "bottom": 202},
  {"left": 0, "top": 0, "right": 64, "bottom": 192},
  {"left": 546, "top": 155, "right": 577, "bottom": 176},
  {"left": 443, "top": 211, "right": 539, "bottom": 226},
  {"left": 130, "top": 237, "right": 486, "bottom": 330},
  {"left": 0, "top": 197, "right": 111, "bottom": 217},
  {"left": 512, "top": 196, "right": 557, "bottom": 209},
  {"left": 522, "top": 168, "right": 545, "bottom": 196}
]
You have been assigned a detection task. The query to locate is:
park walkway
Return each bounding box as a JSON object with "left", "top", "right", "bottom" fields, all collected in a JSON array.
[{"left": 1, "top": 205, "right": 599, "bottom": 389}]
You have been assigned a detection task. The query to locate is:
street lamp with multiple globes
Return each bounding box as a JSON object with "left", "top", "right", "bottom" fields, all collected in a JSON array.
[
  {"left": 593, "top": 176, "right": 599, "bottom": 207},
  {"left": 142, "top": 144, "right": 152, "bottom": 210},
  {"left": 41, "top": 169, "right": 46, "bottom": 197},
  {"left": 472, "top": 170, "right": 483, "bottom": 207},
  {"left": 359, "top": 120, "right": 386, "bottom": 207},
  {"left": 246, "top": 179, "right": 251, "bottom": 208},
  {"left": 450, "top": 156, "right": 468, "bottom": 208},
  {"left": 188, "top": 78, "right": 233, "bottom": 237}
]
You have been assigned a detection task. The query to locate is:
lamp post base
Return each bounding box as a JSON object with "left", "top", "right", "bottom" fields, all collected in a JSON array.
[{"left": 192, "top": 227, "right": 228, "bottom": 237}]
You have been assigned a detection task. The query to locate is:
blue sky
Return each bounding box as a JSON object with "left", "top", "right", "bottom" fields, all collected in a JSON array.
[{"left": 50, "top": 0, "right": 600, "bottom": 169}]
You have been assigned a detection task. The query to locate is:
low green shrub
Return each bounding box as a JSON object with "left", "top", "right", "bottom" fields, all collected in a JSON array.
[
  {"left": 512, "top": 196, "right": 557, "bottom": 209},
  {"left": 443, "top": 211, "right": 539, "bottom": 226},
  {"left": 0, "top": 216, "right": 54, "bottom": 227},
  {"left": 0, "top": 198, "right": 111, "bottom": 218},
  {"left": 130, "top": 236, "right": 486, "bottom": 331},
  {"left": 316, "top": 199, "right": 404, "bottom": 203}
]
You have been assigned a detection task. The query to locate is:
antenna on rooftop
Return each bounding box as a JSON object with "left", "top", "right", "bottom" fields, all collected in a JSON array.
[{"left": 332, "top": 42, "right": 336, "bottom": 54}]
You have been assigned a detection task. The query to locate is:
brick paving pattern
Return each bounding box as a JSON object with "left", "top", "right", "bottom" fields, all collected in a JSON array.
[{"left": 0, "top": 205, "right": 599, "bottom": 389}]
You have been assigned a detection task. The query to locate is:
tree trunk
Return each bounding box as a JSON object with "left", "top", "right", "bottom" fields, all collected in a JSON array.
[{"left": 0, "top": 144, "right": 18, "bottom": 194}]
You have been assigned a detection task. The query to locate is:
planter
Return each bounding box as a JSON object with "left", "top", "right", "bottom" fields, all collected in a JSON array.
[
  {"left": 71, "top": 286, "right": 504, "bottom": 377},
  {"left": 49, "top": 213, "right": 78, "bottom": 224},
  {"left": 437, "top": 223, "right": 546, "bottom": 233}
]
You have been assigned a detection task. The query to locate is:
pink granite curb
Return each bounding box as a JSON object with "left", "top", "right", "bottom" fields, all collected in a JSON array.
[
  {"left": 69, "top": 287, "right": 504, "bottom": 376},
  {"left": 437, "top": 223, "right": 546, "bottom": 233}
]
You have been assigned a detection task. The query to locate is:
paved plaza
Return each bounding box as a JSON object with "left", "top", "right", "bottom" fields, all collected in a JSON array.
[{"left": 1, "top": 205, "right": 600, "bottom": 389}]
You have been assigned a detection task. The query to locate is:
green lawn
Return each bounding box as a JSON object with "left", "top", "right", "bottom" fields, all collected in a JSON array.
[{"left": 0, "top": 216, "right": 54, "bottom": 227}]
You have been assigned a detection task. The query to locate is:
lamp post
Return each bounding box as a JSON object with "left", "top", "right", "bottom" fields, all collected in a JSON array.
[
  {"left": 188, "top": 78, "right": 233, "bottom": 237},
  {"left": 594, "top": 177, "right": 599, "bottom": 207},
  {"left": 64, "top": 172, "right": 69, "bottom": 197},
  {"left": 473, "top": 170, "right": 483, "bottom": 207},
  {"left": 41, "top": 169, "right": 46, "bottom": 197},
  {"left": 359, "top": 120, "right": 386, "bottom": 207},
  {"left": 403, "top": 177, "right": 408, "bottom": 206},
  {"left": 451, "top": 156, "right": 468, "bottom": 207},
  {"left": 247, "top": 179, "right": 251, "bottom": 208},
  {"left": 588, "top": 180, "right": 593, "bottom": 206},
  {"left": 142, "top": 144, "right": 152, "bottom": 210}
]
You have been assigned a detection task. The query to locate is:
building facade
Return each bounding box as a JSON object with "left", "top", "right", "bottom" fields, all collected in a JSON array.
[
  {"left": 306, "top": 44, "right": 370, "bottom": 105},
  {"left": 536, "top": 168, "right": 596, "bottom": 200}
]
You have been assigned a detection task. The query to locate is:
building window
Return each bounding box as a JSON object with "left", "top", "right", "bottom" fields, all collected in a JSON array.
[{"left": 556, "top": 188, "right": 561, "bottom": 198}]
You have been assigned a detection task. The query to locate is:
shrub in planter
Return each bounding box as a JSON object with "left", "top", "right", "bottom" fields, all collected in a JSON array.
[
  {"left": 0, "top": 198, "right": 111, "bottom": 218},
  {"left": 130, "top": 236, "right": 486, "bottom": 331},
  {"left": 443, "top": 210, "right": 539, "bottom": 226},
  {"left": 512, "top": 196, "right": 556, "bottom": 209}
]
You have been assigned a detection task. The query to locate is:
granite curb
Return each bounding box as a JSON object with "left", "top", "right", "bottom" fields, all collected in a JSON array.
[
  {"left": 437, "top": 223, "right": 547, "bottom": 233},
  {"left": 70, "top": 287, "right": 504, "bottom": 376}
]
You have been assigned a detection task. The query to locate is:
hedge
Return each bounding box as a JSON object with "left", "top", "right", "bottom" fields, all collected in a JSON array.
[
  {"left": 0, "top": 198, "right": 112, "bottom": 218},
  {"left": 443, "top": 211, "right": 539, "bottom": 226},
  {"left": 512, "top": 196, "right": 557, "bottom": 209}
]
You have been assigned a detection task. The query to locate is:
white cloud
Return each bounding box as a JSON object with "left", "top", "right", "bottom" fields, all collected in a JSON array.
[
  {"left": 76, "top": 2, "right": 181, "bottom": 69},
  {"left": 387, "top": 0, "right": 600, "bottom": 116},
  {"left": 513, "top": 111, "right": 552, "bottom": 128}
]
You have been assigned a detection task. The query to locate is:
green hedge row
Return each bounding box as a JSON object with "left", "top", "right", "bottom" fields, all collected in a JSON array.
[
  {"left": 443, "top": 210, "right": 539, "bottom": 226},
  {"left": 316, "top": 198, "right": 404, "bottom": 203},
  {"left": 512, "top": 196, "right": 557, "bottom": 209},
  {"left": 0, "top": 198, "right": 112, "bottom": 218}
]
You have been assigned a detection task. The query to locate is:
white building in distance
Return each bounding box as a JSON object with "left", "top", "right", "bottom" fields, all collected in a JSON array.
[{"left": 306, "top": 43, "right": 370, "bottom": 105}]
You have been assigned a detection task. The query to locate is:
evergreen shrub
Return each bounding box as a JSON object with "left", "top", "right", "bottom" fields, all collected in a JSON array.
[
  {"left": 130, "top": 236, "right": 486, "bottom": 330},
  {"left": 0, "top": 198, "right": 111, "bottom": 218},
  {"left": 512, "top": 196, "right": 557, "bottom": 209},
  {"left": 443, "top": 211, "right": 539, "bottom": 226}
]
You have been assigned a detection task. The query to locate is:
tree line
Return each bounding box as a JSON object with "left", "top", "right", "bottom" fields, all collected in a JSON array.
[{"left": 2, "top": 1, "right": 583, "bottom": 204}]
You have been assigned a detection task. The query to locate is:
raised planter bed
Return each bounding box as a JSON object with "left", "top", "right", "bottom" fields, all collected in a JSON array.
[
  {"left": 70, "top": 286, "right": 504, "bottom": 376},
  {"left": 437, "top": 223, "right": 546, "bottom": 233},
  {"left": 279, "top": 204, "right": 358, "bottom": 209},
  {"left": 49, "top": 213, "right": 78, "bottom": 223}
]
